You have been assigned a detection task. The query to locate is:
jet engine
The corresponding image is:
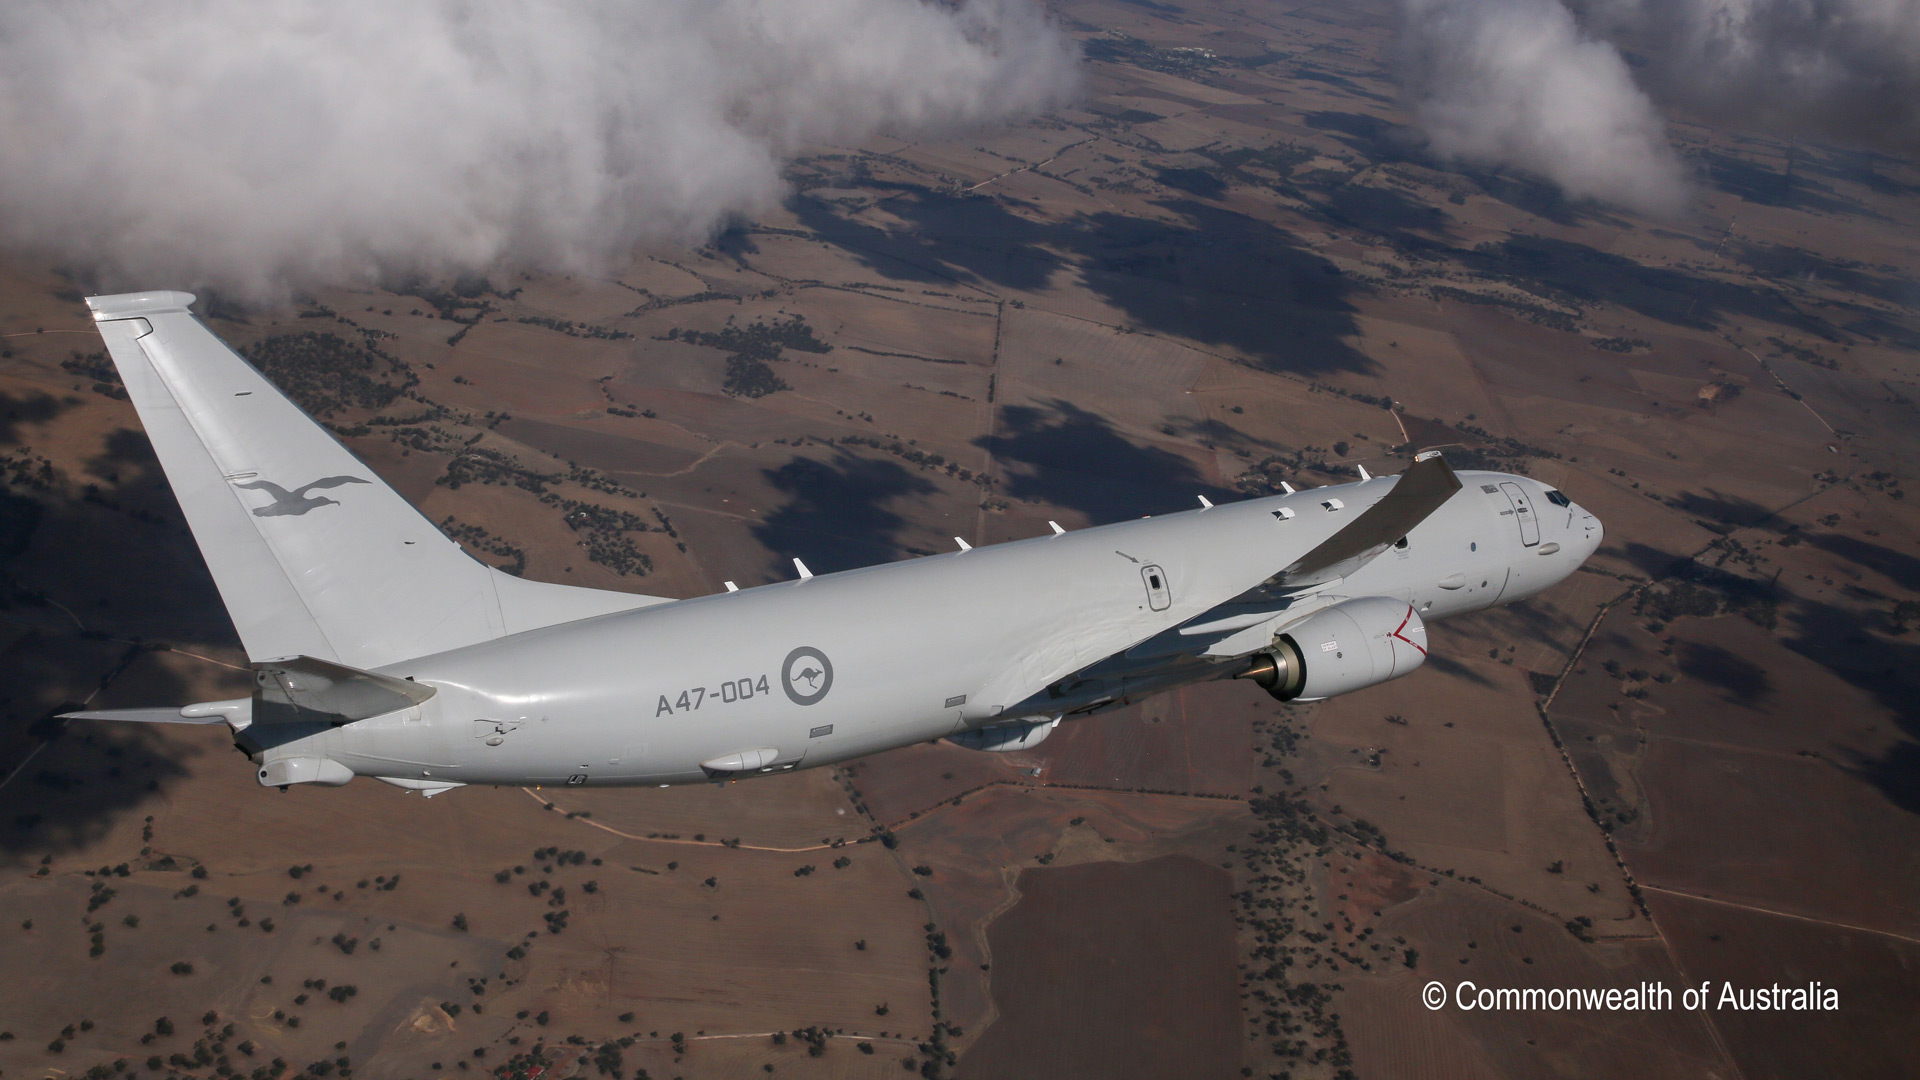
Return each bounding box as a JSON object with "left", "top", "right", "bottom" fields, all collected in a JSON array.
[{"left": 1238, "top": 596, "right": 1427, "bottom": 702}]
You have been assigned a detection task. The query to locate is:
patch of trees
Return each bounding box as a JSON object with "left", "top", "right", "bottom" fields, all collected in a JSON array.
[
  {"left": 1766, "top": 336, "right": 1837, "bottom": 369},
  {"left": 1084, "top": 32, "right": 1222, "bottom": 77},
  {"left": 442, "top": 516, "right": 528, "bottom": 577},
  {"left": 437, "top": 454, "right": 655, "bottom": 575},
  {"left": 664, "top": 314, "right": 832, "bottom": 399},
  {"left": 837, "top": 434, "right": 984, "bottom": 485},
  {"left": 1429, "top": 284, "right": 1581, "bottom": 332},
  {"left": 60, "top": 350, "right": 126, "bottom": 399},
  {"left": 622, "top": 288, "right": 737, "bottom": 315},
  {"left": 515, "top": 315, "right": 632, "bottom": 340},
  {"left": 1, "top": 446, "right": 56, "bottom": 492},
  {"left": 1591, "top": 336, "right": 1651, "bottom": 353},
  {"left": 1196, "top": 140, "right": 1316, "bottom": 187},
  {"left": 1635, "top": 560, "right": 1777, "bottom": 629},
  {"left": 245, "top": 331, "right": 418, "bottom": 418}
]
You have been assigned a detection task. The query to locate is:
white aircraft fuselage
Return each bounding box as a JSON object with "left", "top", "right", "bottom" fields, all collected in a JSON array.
[
  {"left": 267, "top": 469, "right": 1599, "bottom": 791},
  {"left": 66, "top": 290, "right": 1602, "bottom": 798}
]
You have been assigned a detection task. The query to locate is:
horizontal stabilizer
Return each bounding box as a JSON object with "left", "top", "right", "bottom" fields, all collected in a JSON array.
[
  {"left": 59, "top": 707, "right": 228, "bottom": 725},
  {"left": 1274, "top": 452, "right": 1462, "bottom": 589},
  {"left": 255, "top": 655, "right": 435, "bottom": 724}
]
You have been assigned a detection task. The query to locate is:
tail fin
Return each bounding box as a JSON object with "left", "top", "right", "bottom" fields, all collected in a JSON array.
[{"left": 87, "top": 291, "right": 668, "bottom": 668}]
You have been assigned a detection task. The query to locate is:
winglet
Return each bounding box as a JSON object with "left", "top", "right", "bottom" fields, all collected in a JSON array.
[
  {"left": 1197, "top": 495, "right": 1214, "bottom": 509},
  {"left": 1048, "top": 521, "right": 1065, "bottom": 536},
  {"left": 954, "top": 537, "right": 972, "bottom": 551},
  {"left": 793, "top": 558, "right": 814, "bottom": 580},
  {"left": 1357, "top": 465, "right": 1372, "bottom": 481},
  {"left": 86, "top": 291, "right": 197, "bottom": 321},
  {"left": 723, "top": 581, "right": 739, "bottom": 592},
  {"left": 1280, "top": 481, "right": 1296, "bottom": 494}
]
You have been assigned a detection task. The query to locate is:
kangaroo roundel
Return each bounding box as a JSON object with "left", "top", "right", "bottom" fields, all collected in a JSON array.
[{"left": 782, "top": 646, "right": 833, "bottom": 706}]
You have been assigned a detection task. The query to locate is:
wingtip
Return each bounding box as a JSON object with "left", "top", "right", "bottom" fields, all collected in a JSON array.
[
  {"left": 85, "top": 291, "right": 197, "bottom": 321},
  {"left": 1406, "top": 449, "right": 1463, "bottom": 492}
]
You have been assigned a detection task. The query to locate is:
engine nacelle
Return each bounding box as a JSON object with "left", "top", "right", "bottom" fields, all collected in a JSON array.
[
  {"left": 949, "top": 716, "right": 1059, "bottom": 752},
  {"left": 1238, "top": 596, "right": 1427, "bottom": 702}
]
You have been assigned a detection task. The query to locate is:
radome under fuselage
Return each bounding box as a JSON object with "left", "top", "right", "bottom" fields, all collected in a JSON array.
[{"left": 250, "top": 469, "right": 1599, "bottom": 791}]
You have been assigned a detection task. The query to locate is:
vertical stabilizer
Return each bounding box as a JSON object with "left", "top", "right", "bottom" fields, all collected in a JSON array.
[{"left": 86, "top": 291, "right": 668, "bottom": 667}]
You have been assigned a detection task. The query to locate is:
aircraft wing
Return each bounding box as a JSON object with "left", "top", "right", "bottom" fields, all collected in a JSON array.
[
  {"left": 1142, "top": 453, "right": 1463, "bottom": 659},
  {"left": 1260, "top": 451, "right": 1462, "bottom": 594},
  {"left": 989, "top": 454, "right": 1466, "bottom": 716},
  {"left": 86, "top": 291, "right": 672, "bottom": 669}
]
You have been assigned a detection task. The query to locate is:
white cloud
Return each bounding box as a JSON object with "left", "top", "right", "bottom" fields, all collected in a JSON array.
[
  {"left": 0, "top": 0, "right": 1079, "bottom": 298},
  {"left": 1397, "top": 0, "right": 1691, "bottom": 216},
  {"left": 1579, "top": 0, "right": 1920, "bottom": 154}
]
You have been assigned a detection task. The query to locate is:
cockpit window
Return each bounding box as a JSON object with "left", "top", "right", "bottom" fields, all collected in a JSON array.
[{"left": 1544, "top": 489, "right": 1571, "bottom": 508}]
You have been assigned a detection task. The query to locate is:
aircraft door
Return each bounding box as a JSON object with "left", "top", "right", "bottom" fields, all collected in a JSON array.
[
  {"left": 1141, "top": 565, "right": 1172, "bottom": 611},
  {"left": 1498, "top": 482, "right": 1540, "bottom": 546}
]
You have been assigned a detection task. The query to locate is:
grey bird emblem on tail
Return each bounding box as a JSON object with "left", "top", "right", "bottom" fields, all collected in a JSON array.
[{"left": 233, "top": 475, "right": 371, "bottom": 517}]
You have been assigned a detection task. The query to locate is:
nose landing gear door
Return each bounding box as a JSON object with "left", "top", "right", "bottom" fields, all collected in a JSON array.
[{"left": 1498, "top": 482, "right": 1540, "bottom": 547}]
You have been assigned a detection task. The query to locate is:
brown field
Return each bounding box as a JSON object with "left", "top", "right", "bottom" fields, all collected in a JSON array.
[
  {"left": 1645, "top": 890, "right": 1920, "bottom": 1080},
  {"left": 879, "top": 782, "right": 1248, "bottom": 1035},
  {"left": 1343, "top": 883, "right": 1730, "bottom": 1078},
  {"left": 5, "top": 0, "right": 1919, "bottom": 1074},
  {"left": 1035, "top": 678, "right": 1262, "bottom": 796},
  {"left": 2, "top": 717, "right": 938, "bottom": 1076},
  {"left": 955, "top": 855, "right": 1241, "bottom": 1080}
]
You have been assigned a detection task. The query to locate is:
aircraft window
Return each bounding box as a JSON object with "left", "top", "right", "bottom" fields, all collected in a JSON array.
[{"left": 1544, "top": 489, "right": 1571, "bottom": 508}]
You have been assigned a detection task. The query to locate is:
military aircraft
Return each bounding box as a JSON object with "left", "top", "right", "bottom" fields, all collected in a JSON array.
[{"left": 65, "top": 290, "right": 1602, "bottom": 797}]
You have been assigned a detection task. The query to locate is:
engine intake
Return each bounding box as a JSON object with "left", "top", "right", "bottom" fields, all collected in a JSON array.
[{"left": 1237, "top": 596, "right": 1427, "bottom": 702}]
